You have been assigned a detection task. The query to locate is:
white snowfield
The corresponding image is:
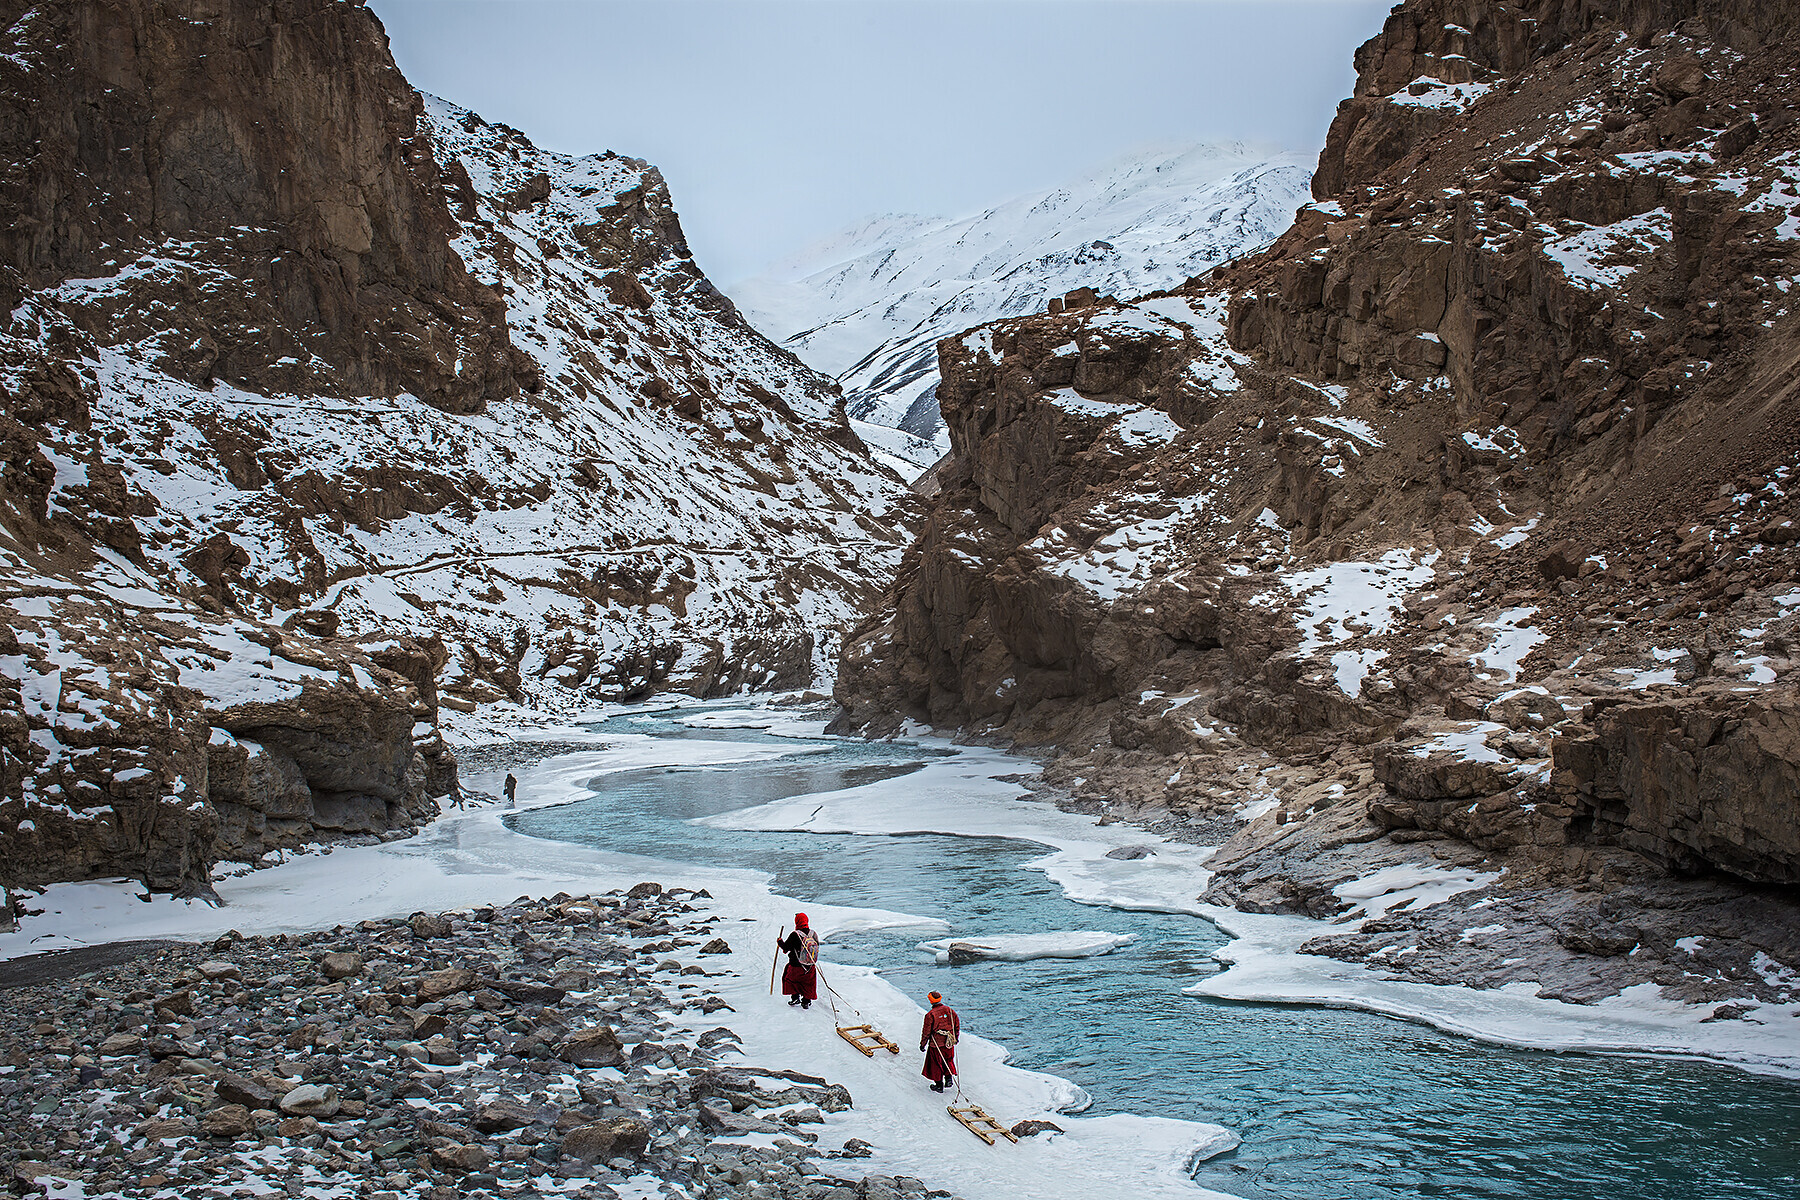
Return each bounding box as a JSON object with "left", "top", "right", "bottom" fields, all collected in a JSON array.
[
  {"left": 734, "top": 143, "right": 1312, "bottom": 468},
  {"left": 917, "top": 931, "right": 1138, "bottom": 965}
]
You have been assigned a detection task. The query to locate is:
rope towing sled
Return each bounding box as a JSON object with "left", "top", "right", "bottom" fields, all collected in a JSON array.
[{"left": 812, "top": 951, "right": 1018, "bottom": 1145}]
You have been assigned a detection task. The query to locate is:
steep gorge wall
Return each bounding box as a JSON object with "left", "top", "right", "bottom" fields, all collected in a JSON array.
[
  {"left": 1309, "top": 0, "right": 1786, "bottom": 198},
  {"left": 835, "top": 0, "right": 1800, "bottom": 899},
  {"left": 0, "top": 0, "right": 498, "bottom": 895},
  {"left": 0, "top": 0, "right": 913, "bottom": 896},
  {"left": 0, "top": 0, "right": 525, "bottom": 413}
]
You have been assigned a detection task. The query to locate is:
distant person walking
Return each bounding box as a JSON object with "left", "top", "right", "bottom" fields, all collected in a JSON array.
[
  {"left": 920, "top": 990, "right": 959, "bottom": 1092},
  {"left": 504, "top": 773, "right": 518, "bottom": 807},
  {"left": 776, "top": 913, "right": 820, "bottom": 1008}
]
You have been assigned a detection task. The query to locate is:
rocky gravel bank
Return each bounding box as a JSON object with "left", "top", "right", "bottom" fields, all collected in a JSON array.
[{"left": 1, "top": 889, "right": 960, "bottom": 1200}]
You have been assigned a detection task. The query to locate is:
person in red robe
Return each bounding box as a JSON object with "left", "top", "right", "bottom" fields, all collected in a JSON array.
[
  {"left": 776, "top": 912, "right": 819, "bottom": 1008},
  {"left": 919, "top": 990, "right": 959, "bottom": 1092}
]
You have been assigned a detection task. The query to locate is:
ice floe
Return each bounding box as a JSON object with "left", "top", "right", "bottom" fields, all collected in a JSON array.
[{"left": 916, "top": 931, "right": 1138, "bottom": 965}]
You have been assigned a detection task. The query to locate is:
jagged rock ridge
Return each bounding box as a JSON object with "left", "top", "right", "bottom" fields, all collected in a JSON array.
[
  {"left": 834, "top": 0, "right": 1800, "bottom": 1011},
  {"left": 0, "top": 0, "right": 912, "bottom": 894}
]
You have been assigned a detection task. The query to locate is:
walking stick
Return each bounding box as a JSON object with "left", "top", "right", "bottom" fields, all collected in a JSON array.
[{"left": 769, "top": 925, "right": 785, "bottom": 996}]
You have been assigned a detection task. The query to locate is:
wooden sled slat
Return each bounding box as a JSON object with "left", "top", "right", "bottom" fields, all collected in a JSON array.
[
  {"left": 947, "top": 1103, "right": 1017, "bottom": 1145},
  {"left": 836, "top": 1023, "right": 900, "bottom": 1057}
]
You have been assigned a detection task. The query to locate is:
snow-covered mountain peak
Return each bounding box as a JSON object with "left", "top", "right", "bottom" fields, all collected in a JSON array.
[{"left": 733, "top": 142, "right": 1313, "bottom": 473}]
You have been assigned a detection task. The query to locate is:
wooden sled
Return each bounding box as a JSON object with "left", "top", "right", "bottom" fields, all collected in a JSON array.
[
  {"left": 836, "top": 1024, "right": 901, "bottom": 1057},
  {"left": 947, "top": 1103, "right": 1018, "bottom": 1145}
]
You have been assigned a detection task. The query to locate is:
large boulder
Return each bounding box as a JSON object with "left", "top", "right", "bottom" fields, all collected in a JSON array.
[{"left": 556, "top": 1026, "right": 625, "bottom": 1068}]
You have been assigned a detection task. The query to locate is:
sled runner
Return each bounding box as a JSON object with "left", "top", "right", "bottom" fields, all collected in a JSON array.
[
  {"left": 947, "top": 1103, "right": 1017, "bottom": 1145},
  {"left": 835, "top": 1023, "right": 901, "bottom": 1057}
]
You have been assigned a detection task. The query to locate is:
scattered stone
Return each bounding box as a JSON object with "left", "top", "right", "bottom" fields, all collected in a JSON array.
[
  {"left": 1103, "top": 845, "right": 1155, "bottom": 860},
  {"left": 278, "top": 1083, "right": 341, "bottom": 1118},
  {"left": 698, "top": 1102, "right": 784, "bottom": 1136},
  {"left": 0, "top": 891, "right": 965, "bottom": 1200},
  {"left": 320, "top": 951, "right": 365, "bottom": 979},
  {"left": 1011, "top": 1119, "right": 1063, "bottom": 1138},
  {"left": 698, "top": 937, "right": 732, "bottom": 954},
  {"left": 416, "top": 967, "right": 476, "bottom": 1001},
  {"left": 429, "top": 1142, "right": 491, "bottom": 1174},
  {"left": 626, "top": 881, "right": 663, "bottom": 899},
  {"left": 471, "top": 1099, "right": 547, "bottom": 1133},
  {"left": 422, "top": 1034, "right": 462, "bottom": 1066},
  {"left": 409, "top": 912, "right": 453, "bottom": 939},
  {"left": 133, "top": 1117, "right": 194, "bottom": 1139},
  {"left": 560, "top": 1117, "right": 649, "bottom": 1162},
  {"left": 408, "top": 1013, "right": 448, "bottom": 1039},
  {"left": 200, "top": 1104, "right": 255, "bottom": 1139},
  {"left": 97, "top": 1032, "right": 143, "bottom": 1057},
  {"left": 481, "top": 977, "right": 565, "bottom": 1004},
  {"left": 196, "top": 960, "right": 241, "bottom": 981},
  {"left": 215, "top": 1072, "right": 278, "bottom": 1110},
  {"left": 154, "top": 990, "right": 194, "bottom": 1017},
  {"left": 557, "top": 1025, "right": 625, "bottom": 1068}
]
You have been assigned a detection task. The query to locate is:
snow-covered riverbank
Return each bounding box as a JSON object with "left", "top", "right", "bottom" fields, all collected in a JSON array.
[
  {"left": 0, "top": 703, "right": 1242, "bottom": 1200},
  {"left": 6, "top": 697, "right": 1798, "bottom": 1200}
]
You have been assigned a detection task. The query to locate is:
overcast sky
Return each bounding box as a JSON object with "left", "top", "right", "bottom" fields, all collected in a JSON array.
[{"left": 369, "top": 1, "right": 1392, "bottom": 284}]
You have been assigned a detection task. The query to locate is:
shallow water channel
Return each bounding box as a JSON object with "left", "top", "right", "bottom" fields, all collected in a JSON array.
[{"left": 511, "top": 710, "right": 1800, "bottom": 1200}]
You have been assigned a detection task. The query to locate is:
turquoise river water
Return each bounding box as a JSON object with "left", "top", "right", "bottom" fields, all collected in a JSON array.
[{"left": 510, "top": 709, "right": 1800, "bottom": 1200}]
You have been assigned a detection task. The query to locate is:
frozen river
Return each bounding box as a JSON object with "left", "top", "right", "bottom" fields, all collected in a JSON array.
[{"left": 513, "top": 706, "right": 1800, "bottom": 1200}]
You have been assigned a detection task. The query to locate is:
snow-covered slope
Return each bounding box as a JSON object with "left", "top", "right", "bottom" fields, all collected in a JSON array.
[
  {"left": 0, "top": 6, "right": 914, "bottom": 894},
  {"left": 735, "top": 144, "right": 1313, "bottom": 469}
]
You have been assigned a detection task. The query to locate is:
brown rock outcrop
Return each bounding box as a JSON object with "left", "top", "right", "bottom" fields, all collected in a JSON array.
[
  {"left": 0, "top": 0, "right": 524, "bottom": 414},
  {"left": 1, "top": 0, "right": 917, "bottom": 895},
  {"left": 1556, "top": 690, "right": 1800, "bottom": 883}
]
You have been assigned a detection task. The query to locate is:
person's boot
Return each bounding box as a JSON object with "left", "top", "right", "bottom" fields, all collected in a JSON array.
[
  {"left": 788, "top": 996, "right": 801, "bottom": 1006},
  {"left": 802, "top": 999, "right": 811, "bottom": 1009}
]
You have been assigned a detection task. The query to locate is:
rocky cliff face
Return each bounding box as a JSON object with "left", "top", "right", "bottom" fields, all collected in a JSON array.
[
  {"left": 0, "top": 0, "right": 525, "bottom": 415},
  {"left": 0, "top": 0, "right": 912, "bottom": 895},
  {"left": 836, "top": 0, "right": 1799, "bottom": 1007}
]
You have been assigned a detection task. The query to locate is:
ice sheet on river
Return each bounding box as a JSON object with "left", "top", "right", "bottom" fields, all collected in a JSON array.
[
  {"left": 918, "top": 931, "right": 1138, "bottom": 964},
  {"left": 696, "top": 742, "right": 1221, "bottom": 915},
  {"left": 1194, "top": 905, "right": 1800, "bottom": 1080},
  {"left": 0, "top": 709, "right": 1246, "bottom": 1200},
  {"left": 695, "top": 717, "right": 1800, "bottom": 1081}
]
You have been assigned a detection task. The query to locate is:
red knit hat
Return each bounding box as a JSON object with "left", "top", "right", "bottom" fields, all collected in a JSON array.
[{"left": 794, "top": 913, "right": 809, "bottom": 927}]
